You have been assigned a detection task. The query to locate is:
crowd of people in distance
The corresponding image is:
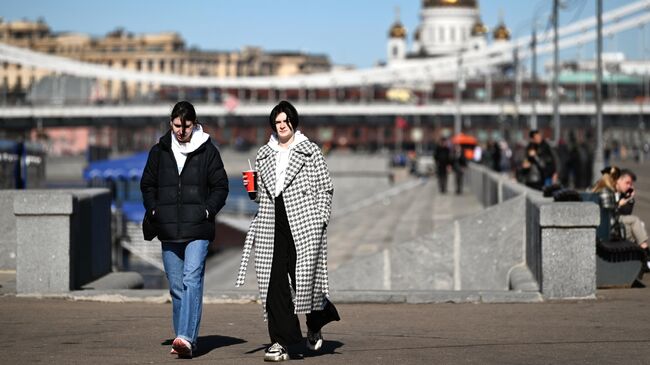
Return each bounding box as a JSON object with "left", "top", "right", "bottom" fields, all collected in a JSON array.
[
  {"left": 479, "top": 130, "right": 650, "bottom": 271},
  {"left": 428, "top": 129, "right": 650, "bottom": 272}
]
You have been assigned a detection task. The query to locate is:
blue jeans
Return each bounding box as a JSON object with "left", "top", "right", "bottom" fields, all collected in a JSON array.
[{"left": 161, "top": 240, "right": 209, "bottom": 346}]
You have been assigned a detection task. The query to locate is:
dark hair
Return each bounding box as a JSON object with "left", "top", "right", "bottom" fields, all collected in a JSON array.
[
  {"left": 529, "top": 130, "right": 540, "bottom": 139},
  {"left": 600, "top": 165, "right": 621, "bottom": 180},
  {"left": 269, "top": 100, "right": 299, "bottom": 132},
  {"left": 620, "top": 168, "right": 637, "bottom": 182},
  {"left": 170, "top": 101, "right": 197, "bottom": 123},
  {"left": 592, "top": 165, "right": 620, "bottom": 193}
]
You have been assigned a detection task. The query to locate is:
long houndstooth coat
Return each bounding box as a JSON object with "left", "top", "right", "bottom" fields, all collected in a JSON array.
[{"left": 236, "top": 139, "right": 333, "bottom": 317}]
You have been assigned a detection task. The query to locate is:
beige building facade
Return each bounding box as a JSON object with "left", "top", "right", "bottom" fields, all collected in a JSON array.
[{"left": 0, "top": 18, "right": 331, "bottom": 103}]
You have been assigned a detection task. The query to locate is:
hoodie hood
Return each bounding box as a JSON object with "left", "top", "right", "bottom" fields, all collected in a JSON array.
[
  {"left": 171, "top": 124, "right": 210, "bottom": 155},
  {"left": 267, "top": 130, "right": 309, "bottom": 152}
]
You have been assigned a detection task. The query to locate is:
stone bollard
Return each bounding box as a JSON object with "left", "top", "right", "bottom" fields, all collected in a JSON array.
[
  {"left": 536, "top": 202, "right": 600, "bottom": 299},
  {"left": 14, "top": 189, "right": 111, "bottom": 294},
  {"left": 15, "top": 192, "right": 75, "bottom": 293},
  {"left": 0, "top": 191, "right": 18, "bottom": 270}
]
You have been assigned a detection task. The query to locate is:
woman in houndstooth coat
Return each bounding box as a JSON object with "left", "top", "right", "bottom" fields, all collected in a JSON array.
[{"left": 236, "top": 100, "right": 340, "bottom": 361}]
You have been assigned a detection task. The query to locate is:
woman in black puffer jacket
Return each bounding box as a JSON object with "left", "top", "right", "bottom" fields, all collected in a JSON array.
[{"left": 141, "top": 101, "right": 228, "bottom": 358}]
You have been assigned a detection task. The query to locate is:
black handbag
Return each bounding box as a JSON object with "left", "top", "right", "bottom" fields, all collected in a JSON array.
[
  {"left": 142, "top": 147, "right": 160, "bottom": 241},
  {"left": 142, "top": 210, "right": 157, "bottom": 241}
]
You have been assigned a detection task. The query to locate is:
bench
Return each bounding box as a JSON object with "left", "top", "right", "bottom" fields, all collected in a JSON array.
[{"left": 580, "top": 193, "right": 645, "bottom": 288}]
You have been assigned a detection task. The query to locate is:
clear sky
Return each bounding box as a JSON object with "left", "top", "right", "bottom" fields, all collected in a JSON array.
[{"left": 2, "top": 0, "right": 645, "bottom": 69}]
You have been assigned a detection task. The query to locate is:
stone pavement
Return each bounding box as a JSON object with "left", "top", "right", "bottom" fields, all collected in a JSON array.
[
  {"left": 3, "top": 275, "right": 650, "bottom": 364},
  {"left": 327, "top": 176, "right": 482, "bottom": 271}
]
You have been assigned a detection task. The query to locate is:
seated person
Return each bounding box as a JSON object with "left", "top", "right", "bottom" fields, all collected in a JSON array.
[
  {"left": 616, "top": 169, "right": 648, "bottom": 250},
  {"left": 592, "top": 166, "right": 626, "bottom": 241},
  {"left": 592, "top": 166, "right": 648, "bottom": 248}
]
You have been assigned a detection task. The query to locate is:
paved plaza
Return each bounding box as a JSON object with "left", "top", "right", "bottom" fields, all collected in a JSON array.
[{"left": 2, "top": 275, "right": 650, "bottom": 364}]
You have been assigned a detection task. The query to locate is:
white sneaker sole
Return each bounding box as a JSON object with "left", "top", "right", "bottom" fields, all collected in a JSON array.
[{"left": 264, "top": 353, "right": 289, "bottom": 362}]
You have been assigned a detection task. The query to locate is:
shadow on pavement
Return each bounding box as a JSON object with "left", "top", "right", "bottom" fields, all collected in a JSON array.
[
  {"left": 244, "top": 340, "right": 344, "bottom": 358},
  {"left": 303, "top": 340, "right": 344, "bottom": 357},
  {"left": 161, "top": 335, "right": 247, "bottom": 358},
  {"left": 244, "top": 344, "right": 267, "bottom": 354}
]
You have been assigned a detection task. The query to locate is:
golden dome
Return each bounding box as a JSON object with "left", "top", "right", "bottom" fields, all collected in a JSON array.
[
  {"left": 471, "top": 21, "right": 487, "bottom": 36},
  {"left": 389, "top": 21, "right": 407, "bottom": 39},
  {"left": 423, "top": 0, "right": 478, "bottom": 8},
  {"left": 493, "top": 22, "right": 510, "bottom": 41}
]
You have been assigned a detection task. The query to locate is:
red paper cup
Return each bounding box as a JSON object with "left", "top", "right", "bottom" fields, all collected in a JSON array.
[{"left": 243, "top": 170, "right": 257, "bottom": 193}]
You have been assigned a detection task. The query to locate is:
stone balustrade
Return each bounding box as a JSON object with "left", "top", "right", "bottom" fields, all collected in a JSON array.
[{"left": 468, "top": 163, "right": 599, "bottom": 299}]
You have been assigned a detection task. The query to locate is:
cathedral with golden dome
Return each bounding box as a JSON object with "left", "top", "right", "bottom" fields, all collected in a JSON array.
[{"left": 387, "top": 0, "right": 510, "bottom": 64}]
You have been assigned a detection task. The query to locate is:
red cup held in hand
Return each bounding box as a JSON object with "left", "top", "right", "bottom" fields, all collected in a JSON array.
[{"left": 243, "top": 170, "right": 257, "bottom": 193}]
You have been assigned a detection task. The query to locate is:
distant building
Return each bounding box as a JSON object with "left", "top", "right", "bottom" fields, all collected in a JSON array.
[
  {"left": 547, "top": 52, "right": 650, "bottom": 76},
  {"left": 0, "top": 18, "right": 331, "bottom": 103},
  {"left": 387, "top": 0, "right": 509, "bottom": 64},
  {"left": 544, "top": 52, "right": 649, "bottom": 102}
]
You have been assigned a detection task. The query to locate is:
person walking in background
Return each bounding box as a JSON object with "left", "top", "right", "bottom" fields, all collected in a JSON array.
[
  {"left": 236, "top": 100, "right": 340, "bottom": 362},
  {"left": 489, "top": 141, "right": 501, "bottom": 172},
  {"left": 575, "top": 137, "right": 593, "bottom": 189},
  {"left": 452, "top": 144, "right": 467, "bottom": 194},
  {"left": 141, "top": 101, "right": 229, "bottom": 358},
  {"left": 434, "top": 137, "right": 452, "bottom": 194}
]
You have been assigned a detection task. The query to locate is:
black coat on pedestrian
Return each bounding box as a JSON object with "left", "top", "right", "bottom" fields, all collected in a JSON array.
[
  {"left": 434, "top": 144, "right": 452, "bottom": 174},
  {"left": 140, "top": 131, "right": 229, "bottom": 242},
  {"left": 528, "top": 140, "right": 556, "bottom": 181},
  {"left": 452, "top": 147, "right": 468, "bottom": 172}
]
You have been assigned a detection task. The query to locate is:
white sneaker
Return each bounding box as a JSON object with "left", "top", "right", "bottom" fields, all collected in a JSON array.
[
  {"left": 172, "top": 337, "right": 193, "bottom": 359},
  {"left": 306, "top": 329, "right": 323, "bottom": 351},
  {"left": 264, "top": 342, "right": 289, "bottom": 362}
]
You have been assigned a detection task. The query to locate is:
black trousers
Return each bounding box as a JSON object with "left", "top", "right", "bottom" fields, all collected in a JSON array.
[
  {"left": 436, "top": 169, "right": 448, "bottom": 193},
  {"left": 266, "top": 195, "right": 340, "bottom": 347},
  {"left": 454, "top": 169, "right": 464, "bottom": 194}
]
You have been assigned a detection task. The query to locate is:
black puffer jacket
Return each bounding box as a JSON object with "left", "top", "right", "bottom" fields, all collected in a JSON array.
[{"left": 140, "top": 131, "right": 228, "bottom": 242}]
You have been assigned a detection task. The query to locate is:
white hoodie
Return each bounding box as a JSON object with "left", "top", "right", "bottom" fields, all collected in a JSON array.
[
  {"left": 171, "top": 124, "right": 210, "bottom": 175},
  {"left": 267, "top": 130, "right": 309, "bottom": 197}
]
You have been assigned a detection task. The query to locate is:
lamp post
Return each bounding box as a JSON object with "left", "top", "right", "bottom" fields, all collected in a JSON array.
[
  {"left": 454, "top": 51, "right": 463, "bottom": 136},
  {"left": 530, "top": 26, "right": 538, "bottom": 130},
  {"left": 552, "top": 0, "right": 561, "bottom": 144},
  {"left": 593, "top": 0, "right": 605, "bottom": 175}
]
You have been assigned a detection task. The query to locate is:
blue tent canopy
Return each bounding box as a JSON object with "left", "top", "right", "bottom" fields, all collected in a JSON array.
[
  {"left": 83, "top": 151, "right": 149, "bottom": 181},
  {"left": 83, "top": 150, "right": 257, "bottom": 222},
  {"left": 121, "top": 201, "right": 146, "bottom": 223},
  {"left": 83, "top": 152, "right": 150, "bottom": 222}
]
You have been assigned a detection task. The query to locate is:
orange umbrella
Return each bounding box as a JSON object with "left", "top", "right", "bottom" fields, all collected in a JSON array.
[{"left": 451, "top": 133, "right": 477, "bottom": 146}]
